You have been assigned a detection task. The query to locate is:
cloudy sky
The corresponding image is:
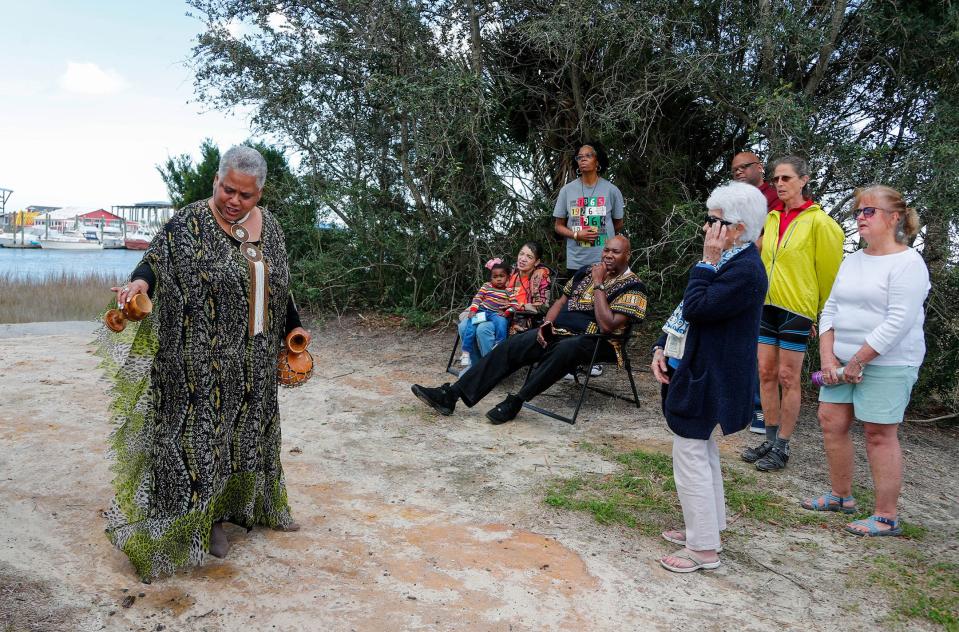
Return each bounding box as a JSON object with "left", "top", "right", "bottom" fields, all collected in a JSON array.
[{"left": 0, "top": 1, "right": 259, "bottom": 210}]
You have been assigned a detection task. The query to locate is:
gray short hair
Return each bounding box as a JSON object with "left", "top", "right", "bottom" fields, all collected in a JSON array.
[
  {"left": 218, "top": 145, "right": 267, "bottom": 189},
  {"left": 705, "top": 181, "right": 767, "bottom": 243}
]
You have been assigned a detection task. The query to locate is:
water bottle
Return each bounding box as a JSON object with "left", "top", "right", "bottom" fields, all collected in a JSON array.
[{"left": 811, "top": 367, "right": 843, "bottom": 387}]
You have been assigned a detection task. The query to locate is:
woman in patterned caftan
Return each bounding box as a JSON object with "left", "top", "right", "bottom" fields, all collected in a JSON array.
[{"left": 100, "top": 146, "right": 309, "bottom": 582}]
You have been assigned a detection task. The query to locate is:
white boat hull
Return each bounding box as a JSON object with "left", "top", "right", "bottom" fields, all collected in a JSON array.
[
  {"left": 0, "top": 234, "right": 41, "bottom": 248},
  {"left": 39, "top": 239, "right": 104, "bottom": 250}
]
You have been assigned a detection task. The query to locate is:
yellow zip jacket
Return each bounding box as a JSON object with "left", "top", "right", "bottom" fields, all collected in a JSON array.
[{"left": 761, "top": 203, "right": 844, "bottom": 321}]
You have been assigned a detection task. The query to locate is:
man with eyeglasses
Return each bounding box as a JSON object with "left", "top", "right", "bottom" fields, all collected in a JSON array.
[
  {"left": 731, "top": 152, "right": 784, "bottom": 434},
  {"left": 731, "top": 152, "right": 784, "bottom": 216}
]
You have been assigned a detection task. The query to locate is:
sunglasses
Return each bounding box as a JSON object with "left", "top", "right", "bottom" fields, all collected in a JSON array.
[
  {"left": 574, "top": 152, "right": 597, "bottom": 162},
  {"left": 854, "top": 206, "right": 890, "bottom": 219},
  {"left": 770, "top": 175, "right": 797, "bottom": 183},
  {"left": 731, "top": 161, "right": 759, "bottom": 174},
  {"left": 704, "top": 214, "right": 735, "bottom": 227}
]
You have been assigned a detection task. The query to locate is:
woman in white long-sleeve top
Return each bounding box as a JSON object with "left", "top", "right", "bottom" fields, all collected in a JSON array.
[{"left": 801, "top": 185, "right": 929, "bottom": 537}]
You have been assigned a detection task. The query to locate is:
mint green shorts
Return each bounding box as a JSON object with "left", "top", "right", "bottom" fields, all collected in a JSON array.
[{"left": 818, "top": 364, "right": 920, "bottom": 424}]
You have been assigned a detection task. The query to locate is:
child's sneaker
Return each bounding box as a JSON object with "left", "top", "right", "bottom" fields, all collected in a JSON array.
[{"left": 460, "top": 352, "right": 471, "bottom": 367}]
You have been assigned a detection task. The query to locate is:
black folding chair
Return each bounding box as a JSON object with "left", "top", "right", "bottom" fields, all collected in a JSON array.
[
  {"left": 445, "top": 329, "right": 464, "bottom": 376},
  {"left": 520, "top": 328, "right": 641, "bottom": 425}
]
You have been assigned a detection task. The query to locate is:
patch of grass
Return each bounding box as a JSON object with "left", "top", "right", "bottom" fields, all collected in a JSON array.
[
  {"left": 722, "top": 463, "right": 823, "bottom": 526},
  {"left": 0, "top": 270, "right": 118, "bottom": 323},
  {"left": 859, "top": 552, "right": 959, "bottom": 630},
  {"left": 544, "top": 451, "right": 680, "bottom": 536},
  {"left": 545, "top": 446, "right": 931, "bottom": 543}
]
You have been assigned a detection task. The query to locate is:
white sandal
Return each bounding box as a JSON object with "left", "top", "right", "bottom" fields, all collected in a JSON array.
[
  {"left": 659, "top": 549, "right": 721, "bottom": 573},
  {"left": 661, "top": 530, "right": 722, "bottom": 553}
]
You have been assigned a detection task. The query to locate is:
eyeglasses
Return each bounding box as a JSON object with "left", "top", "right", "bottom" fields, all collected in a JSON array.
[
  {"left": 731, "top": 161, "right": 759, "bottom": 174},
  {"left": 770, "top": 175, "right": 796, "bottom": 183},
  {"left": 704, "top": 214, "right": 735, "bottom": 227},
  {"left": 574, "top": 152, "right": 596, "bottom": 162},
  {"left": 854, "top": 206, "right": 889, "bottom": 219}
]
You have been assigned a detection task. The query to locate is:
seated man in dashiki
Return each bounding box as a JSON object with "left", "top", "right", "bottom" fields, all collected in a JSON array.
[{"left": 412, "top": 235, "right": 647, "bottom": 424}]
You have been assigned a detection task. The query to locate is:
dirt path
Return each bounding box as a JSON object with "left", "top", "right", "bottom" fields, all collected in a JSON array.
[{"left": 0, "top": 318, "right": 955, "bottom": 631}]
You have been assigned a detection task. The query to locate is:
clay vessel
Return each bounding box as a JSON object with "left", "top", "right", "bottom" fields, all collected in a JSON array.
[
  {"left": 105, "top": 293, "right": 154, "bottom": 332},
  {"left": 278, "top": 330, "right": 313, "bottom": 387}
]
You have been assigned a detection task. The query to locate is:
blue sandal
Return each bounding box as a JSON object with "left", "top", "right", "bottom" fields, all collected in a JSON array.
[
  {"left": 801, "top": 492, "right": 858, "bottom": 514},
  {"left": 844, "top": 514, "right": 902, "bottom": 537}
]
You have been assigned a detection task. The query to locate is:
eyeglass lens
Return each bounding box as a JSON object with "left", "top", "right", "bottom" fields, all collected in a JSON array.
[
  {"left": 574, "top": 153, "right": 596, "bottom": 162},
  {"left": 855, "top": 207, "right": 878, "bottom": 218},
  {"left": 770, "top": 175, "right": 794, "bottom": 183},
  {"left": 732, "top": 161, "right": 758, "bottom": 173},
  {"left": 705, "top": 215, "right": 732, "bottom": 226}
]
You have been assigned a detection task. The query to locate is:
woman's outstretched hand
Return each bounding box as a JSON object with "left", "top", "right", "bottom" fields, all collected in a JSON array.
[
  {"left": 111, "top": 279, "right": 149, "bottom": 307},
  {"left": 651, "top": 348, "right": 670, "bottom": 385}
]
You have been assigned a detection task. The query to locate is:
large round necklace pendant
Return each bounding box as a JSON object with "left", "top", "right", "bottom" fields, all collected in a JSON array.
[
  {"left": 241, "top": 243, "right": 263, "bottom": 263},
  {"left": 231, "top": 224, "right": 248, "bottom": 241}
]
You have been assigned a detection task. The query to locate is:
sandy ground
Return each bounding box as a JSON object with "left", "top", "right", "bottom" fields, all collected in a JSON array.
[{"left": 0, "top": 318, "right": 956, "bottom": 631}]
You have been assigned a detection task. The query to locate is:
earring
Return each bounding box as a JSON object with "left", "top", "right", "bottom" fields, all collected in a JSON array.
[{"left": 575, "top": 167, "right": 581, "bottom": 176}]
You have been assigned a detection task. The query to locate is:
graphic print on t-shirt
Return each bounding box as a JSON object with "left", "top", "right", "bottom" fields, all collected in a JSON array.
[{"left": 570, "top": 196, "right": 608, "bottom": 248}]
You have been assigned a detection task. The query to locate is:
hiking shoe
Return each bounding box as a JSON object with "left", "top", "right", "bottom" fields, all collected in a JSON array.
[
  {"left": 486, "top": 395, "right": 524, "bottom": 425},
  {"left": 411, "top": 383, "right": 457, "bottom": 416},
  {"left": 755, "top": 445, "right": 789, "bottom": 471},
  {"left": 741, "top": 440, "right": 773, "bottom": 463}
]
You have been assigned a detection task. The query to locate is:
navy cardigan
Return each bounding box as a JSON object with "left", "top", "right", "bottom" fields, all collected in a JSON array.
[{"left": 655, "top": 245, "right": 768, "bottom": 440}]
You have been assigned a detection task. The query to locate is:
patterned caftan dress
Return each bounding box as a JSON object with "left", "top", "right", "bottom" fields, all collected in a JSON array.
[{"left": 98, "top": 199, "right": 296, "bottom": 581}]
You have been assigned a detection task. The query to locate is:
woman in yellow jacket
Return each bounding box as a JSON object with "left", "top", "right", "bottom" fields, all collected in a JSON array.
[{"left": 742, "top": 156, "right": 844, "bottom": 471}]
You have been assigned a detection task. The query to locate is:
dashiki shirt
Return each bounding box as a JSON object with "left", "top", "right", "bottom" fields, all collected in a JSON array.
[
  {"left": 554, "top": 267, "right": 648, "bottom": 365},
  {"left": 96, "top": 198, "right": 295, "bottom": 581}
]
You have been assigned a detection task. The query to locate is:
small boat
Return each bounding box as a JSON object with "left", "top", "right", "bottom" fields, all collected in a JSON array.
[
  {"left": 39, "top": 230, "right": 104, "bottom": 250},
  {"left": 101, "top": 226, "right": 126, "bottom": 249},
  {"left": 124, "top": 230, "right": 154, "bottom": 250},
  {"left": 0, "top": 230, "right": 41, "bottom": 248}
]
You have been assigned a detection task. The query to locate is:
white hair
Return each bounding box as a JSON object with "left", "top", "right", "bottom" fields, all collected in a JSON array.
[
  {"left": 218, "top": 145, "right": 268, "bottom": 189},
  {"left": 705, "top": 181, "right": 767, "bottom": 243}
]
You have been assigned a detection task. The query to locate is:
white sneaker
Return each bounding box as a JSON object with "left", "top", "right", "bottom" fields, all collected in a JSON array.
[
  {"left": 460, "top": 352, "right": 471, "bottom": 366},
  {"left": 589, "top": 364, "right": 604, "bottom": 377},
  {"left": 562, "top": 373, "right": 576, "bottom": 380}
]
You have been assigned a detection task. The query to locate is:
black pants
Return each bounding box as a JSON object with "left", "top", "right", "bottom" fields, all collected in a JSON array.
[{"left": 454, "top": 328, "right": 617, "bottom": 407}]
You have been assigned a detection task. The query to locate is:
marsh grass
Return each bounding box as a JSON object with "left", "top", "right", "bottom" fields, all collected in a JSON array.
[{"left": 0, "top": 271, "right": 119, "bottom": 323}]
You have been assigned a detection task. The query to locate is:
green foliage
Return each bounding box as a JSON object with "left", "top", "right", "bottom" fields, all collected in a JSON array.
[
  {"left": 157, "top": 138, "right": 220, "bottom": 208},
  {"left": 181, "top": 0, "right": 959, "bottom": 411}
]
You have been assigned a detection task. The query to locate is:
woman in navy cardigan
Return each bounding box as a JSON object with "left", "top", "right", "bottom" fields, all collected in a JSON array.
[{"left": 651, "top": 181, "right": 769, "bottom": 572}]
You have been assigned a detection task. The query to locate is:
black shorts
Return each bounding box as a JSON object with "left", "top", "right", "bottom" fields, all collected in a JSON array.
[{"left": 758, "top": 305, "right": 812, "bottom": 352}]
